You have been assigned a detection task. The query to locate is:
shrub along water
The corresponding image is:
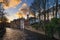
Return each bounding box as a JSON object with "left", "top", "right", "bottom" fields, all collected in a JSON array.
[{"left": 45, "top": 18, "right": 60, "bottom": 39}]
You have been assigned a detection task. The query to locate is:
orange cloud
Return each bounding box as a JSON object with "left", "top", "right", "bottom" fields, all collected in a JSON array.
[
  {"left": 15, "top": 12, "right": 23, "bottom": 18},
  {"left": 3, "top": 0, "right": 21, "bottom": 9},
  {"left": 19, "top": 3, "right": 28, "bottom": 11},
  {"left": 29, "top": 12, "right": 34, "bottom": 17},
  {"left": 0, "top": 0, "right": 3, "bottom": 2},
  {"left": 22, "top": 3, "right": 27, "bottom": 7}
]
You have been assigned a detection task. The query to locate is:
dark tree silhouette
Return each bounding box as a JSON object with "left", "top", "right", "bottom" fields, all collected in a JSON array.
[
  {"left": 30, "top": 0, "right": 41, "bottom": 21},
  {"left": 0, "top": 2, "right": 8, "bottom": 37},
  {"left": 41, "top": 0, "right": 46, "bottom": 21},
  {"left": 55, "top": 0, "right": 58, "bottom": 18}
]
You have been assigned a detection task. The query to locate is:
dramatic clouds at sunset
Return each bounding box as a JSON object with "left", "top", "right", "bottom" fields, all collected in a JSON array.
[
  {"left": 1, "top": 0, "right": 22, "bottom": 9},
  {"left": 0, "top": 0, "right": 34, "bottom": 22}
]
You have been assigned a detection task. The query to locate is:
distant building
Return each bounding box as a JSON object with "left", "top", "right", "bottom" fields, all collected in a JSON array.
[
  {"left": 10, "top": 18, "right": 25, "bottom": 29},
  {"left": 29, "top": 17, "right": 39, "bottom": 25}
]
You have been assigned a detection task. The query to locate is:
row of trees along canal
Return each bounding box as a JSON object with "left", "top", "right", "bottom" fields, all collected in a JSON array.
[
  {"left": 0, "top": 2, "right": 9, "bottom": 37},
  {"left": 0, "top": 2, "right": 8, "bottom": 26},
  {"left": 30, "top": 0, "right": 60, "bottom": 40}
]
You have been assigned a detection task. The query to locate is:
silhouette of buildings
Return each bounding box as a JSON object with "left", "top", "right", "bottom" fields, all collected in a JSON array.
[{"left": 10, "top": 18, "right": 25, "bottom": 29}]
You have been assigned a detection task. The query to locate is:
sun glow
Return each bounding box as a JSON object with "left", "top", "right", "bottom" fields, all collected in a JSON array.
[{"left": 15, "top": 11, "right": 27, "bottom": 18}]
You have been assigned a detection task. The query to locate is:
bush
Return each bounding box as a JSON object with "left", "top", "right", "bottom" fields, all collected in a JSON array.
[
  {"left": 31, "top": 23, "right": 40, "bottom": 29},
  {"left": 45, "top": 18, "right": 60, "bottom": 38},
  {"left": 45, "top": 22, "right": 55, "bottom": 38}
]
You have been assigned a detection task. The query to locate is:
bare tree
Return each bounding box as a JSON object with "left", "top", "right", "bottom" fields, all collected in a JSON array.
[
  {"left": 55, "top": 0, "right": 58, "bottom": 18},
  {"left": 42, "top": 0, "right": 46, "bottom": 21}
]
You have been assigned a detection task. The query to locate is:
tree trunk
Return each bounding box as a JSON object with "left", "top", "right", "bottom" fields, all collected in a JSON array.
[
  {"left": 44, "top": 12, "right": 46, "bottom": 21},
  {"left": 47, "top": 13, "right": 49, "bottom": 21},
  {"left": 55, "top": 0, "right": 58, "bottom": 18},
  {"left": 43, "top": 0, "right": 46, "bottom": 22},
  {"left": 53, "top": 6, "right": 54, "bottom": 18}
]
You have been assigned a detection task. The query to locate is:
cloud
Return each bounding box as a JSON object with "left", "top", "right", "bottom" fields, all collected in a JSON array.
[
  {"left": 3, "top": 0, "right": 22, "bottom": 9},
  {"left": 6, "top": 15, "right": 14, "bottom": 22},
  {"left": 19, "top": 3, "right": 28, "bottom": 11},
  {"left": 0, "top": 0, "right": 3, "bottom": 2},
  {"left": 15, "top": 12, "right": 23, "bottom": 18},
  {"left": 29, "top": 12, "right": 34, "bottom": 17},
  {"left": 17, "top": 3, "right": 34, "bottom": 18}
]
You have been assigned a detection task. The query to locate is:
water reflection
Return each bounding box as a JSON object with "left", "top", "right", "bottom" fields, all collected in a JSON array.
[{"left": 2, "top": 28, "right": 23, "bottom": 40}]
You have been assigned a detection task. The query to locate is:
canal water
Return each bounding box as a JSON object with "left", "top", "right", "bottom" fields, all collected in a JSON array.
[
  {"left": 2, "top": 28, "right": 24, "bottom": 40},
  {"left": 0, "top": 28, "right": 46, "bottom": 40}
]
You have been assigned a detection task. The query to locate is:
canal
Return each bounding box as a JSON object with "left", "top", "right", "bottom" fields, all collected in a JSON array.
[{"left": 0, "top": 28, "right": 56, "bottom": 40}]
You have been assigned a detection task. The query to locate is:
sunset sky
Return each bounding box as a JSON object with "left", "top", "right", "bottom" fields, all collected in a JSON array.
[
  {"left": 1, "top": 0, "right": 60, "bottom": 22},
  {"left": 2, "top": 0, "right": 34, "bottom": 22}
]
